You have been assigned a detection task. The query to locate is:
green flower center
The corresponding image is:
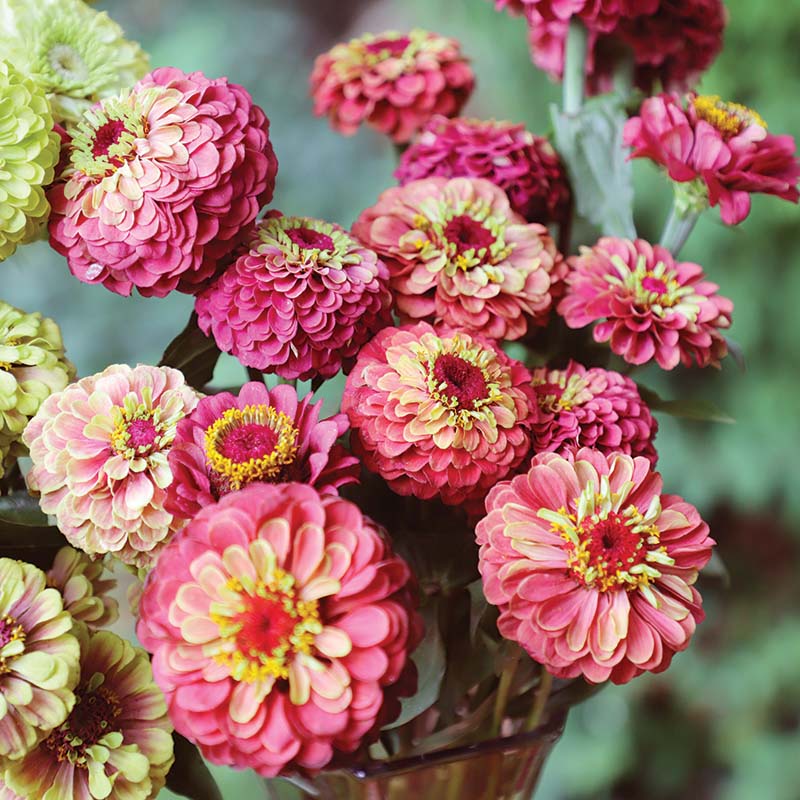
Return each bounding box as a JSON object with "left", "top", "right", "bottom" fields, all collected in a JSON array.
[{"left": 47, "top": 42, "right": 90, "bottom": 84}]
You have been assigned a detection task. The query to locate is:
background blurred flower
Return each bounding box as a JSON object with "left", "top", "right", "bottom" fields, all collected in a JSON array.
[{"left": 310, "top": 29, "right": 474, "bottom": 143}]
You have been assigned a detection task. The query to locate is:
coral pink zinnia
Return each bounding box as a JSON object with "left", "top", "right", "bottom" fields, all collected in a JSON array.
[
  {"left": 353, "top": 177, "right": 565, "bottom": 341},
  {"left": 48, "top": 67, "right": 279, "bottom": 297},
  {"left": 23, "top": 364, "right": 199, "bottom": 568},
  {"left": 477, "top": 448, "right": 714, "bottom": 683},
  {"left": 342, "top": 322, "right": 537, "bottom": 510},
  {"left": 165, "top": 381, "right": 359, "bottom": 521},
  {"left": 137, "top": 482, "right": 421, "bottom": 776},
  {"left": 558, "top": 237, "right": 732, "bottom": 370},
  {"left": 195, "top": 214, "right": 392, "bottom": 381},
  {"left": 310, "top": 29, "right": 475, "bottom": 144}
]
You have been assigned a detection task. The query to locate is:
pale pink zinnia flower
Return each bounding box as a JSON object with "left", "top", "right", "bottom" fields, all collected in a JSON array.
[
  {"left": 477, "top": 448, "right": 714, "bottom": 684},
  {"left": 165, "top": 382, "right": 359, "bottom": 521},
  {"left": 353, "top": 177, "right": 565, "bottom": 341},
  {"left": 310, "top": 29, "right": 475, "bottom": 144},
  {"left": 342, "top": 322, "right": 537, "bottom": 511},
  {"left": 195, "top": 214, "right": 392, "bottom": 381},
  {"left": 24, "top": 364, "right": 199, "bottom": 568},
  {"left": 137, "top": 482, "right": 422, "bottom": 776},
  {"left": 48, "top": 67, "right": 279, "bottom": 297},
  {"left": 532, "top": 361, "right": 658, "bottom": 464},
  {"left": 558, "top": 237, "right": 733, "bottom": 370}
]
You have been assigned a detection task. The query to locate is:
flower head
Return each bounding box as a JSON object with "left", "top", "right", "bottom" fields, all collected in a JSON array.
[
  {"left": 558, "top": 237, "right": 732, "bottom": 370},
  {"left": 0, "top": 558, "right": 80, "bottom": 759},
  {"left": 0, "top": 300, "right": 75, "bottom": 479},
  {"left": 342, "top": 322, "right": 536, "bottom": 510},
  {"left": 353, "top": 177, "right": 565, "bottom": 341},
  {"left": 23, "top": 364, "right": 199, "bottom": 568},
  {"left": 531, "top": 361, "right": 658, "bottom": 464},
  {"left": 310, "top": 29, "right": 475, "bottom": 143},
  {"left": 166, "top": 382, "right": 359, "bottom": 521},
  {"left": 0, "top": 59, "right": 61, "bottom": 262},
  {"left": 5, "top": 627, "right": 174, "bottom": 800},
  {"left": 477, "top": 448, "right": 714, "bottom": 683},
  {"left": 624, "top": 93, "right": 800, "bottom": 225},
  {"left": 48, "top": 67, "right": 279, "bottom": 297},
  {"left": 137, "top": 482, "right": 421, "bottom": 776},
  {"left": 196, "top": 214, "right": 392, "bottom": 381}
]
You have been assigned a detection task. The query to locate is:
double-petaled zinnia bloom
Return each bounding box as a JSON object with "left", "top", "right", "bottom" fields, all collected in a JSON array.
[
  {"left": 476, "top": 448, "right": 714, "bottom": 683},
  {"left": 4, "top": 627, "right": 174, "bottom": 800},
  {"left": 48, "top": 67, "right": 279, "bottom": 297},
  {"left": 353, "top": 177, "right": 565, "bottom": 341},
  {"left": 558, "top": 237, "right": 733, "bottom": 370},
  {"left": 166, "top": 382, "right": 359, "bottom": 521},
  {"left": 342, "top": 322, "right": 536, "bottom": 510},
  {"left": 624, "top": 93, "right": 800, "bottom": 225},
  {"left": 195, "top": 214, "right": 392, "bottom": 381},
  {"left": 137, "top": 482, "right": 421, "bottom": 776},
  {"left": 23, "top": 364, "right": 199, "bottom": 568},
  {"left": 0, "top": 59, "right": 61, "bottom": 262},
  {"left": 310, "top": 29, "right": 475, "bottom": 143},
  {"left": 0, "top": 557, "right": 80, "bottom": 760},
  {"left": 0, "top": 300, "right": 75, "bottom": 479}
]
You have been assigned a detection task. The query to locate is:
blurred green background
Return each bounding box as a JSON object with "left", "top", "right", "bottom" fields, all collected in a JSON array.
[{"left": 3, "top": 0, "right": 799, "bottom": 797}]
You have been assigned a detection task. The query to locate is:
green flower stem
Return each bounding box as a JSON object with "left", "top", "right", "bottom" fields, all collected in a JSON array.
[
  {"left": 660, "top": 202, "right": 701, "bottom": 256},
  {"left": 525, "top": 669, "right": 554, "bottom": 732},
  {"left": 491, "top": 647, "right": 522, "bottom": 737},
  {"left": 246, "top": 367, "right": 266, "bottom": 385},
  {"left": 563, "top": 20, "right": 588, "bottom": 115}
]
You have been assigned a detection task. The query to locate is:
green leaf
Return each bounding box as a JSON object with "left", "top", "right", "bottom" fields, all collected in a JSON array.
[
  {"left": 159, "top": 312, "right": 221, "bottom": 390},
  {"left": 637, "top": 385, "right": 735, "bottom": 424},
  {"left": 0, "top": 493, "right": 50, "bottom": 527},
  {"left": 0, "top": 494, "right": 67, "bottom": 568},
  {"left": 166, "top": 734, "right": 223, "bottom": 800}
]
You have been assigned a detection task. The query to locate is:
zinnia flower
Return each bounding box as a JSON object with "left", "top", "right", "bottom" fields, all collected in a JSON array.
[
  {"left": 476, "top": 448, "right": 714, "bottom": 683},
  {"left": 352, "top": 177, "right": 565, "bottom": 341},
  {"left": 0, "top": 59, "right": 61, "bottom": 262},
  {"left": 23, "top": 364, "right": 199, "bottom": 568},
  {"left": 310, "top": 29, "right": 475, "bottom": 143},
  {"left": 491, "top": 0, "right": 656, "bottom": 30},
  {"left": 624, "top": 93, "right": 800, "bottom": 225},
  {"left": 165, "top": 381, "right": 359, "bottom": 521},
  {"left": 4, "top": 628, "right": 174, "bottom": 800},
  {"left": 395, "top": 115, "right": 572, "bottom": 226},
  {"left": 136, "top": 482, "right": 421, "bottom": 776},
  {"left": 0, "top": 0, "right": 149, "bottom": 128},
  {"left": 195, "top": 214, "right": 392, "bottom": 381},
  {"left": 342, "top": 322, "right": 536, "bottom": 510},
  {"left": 531, "top": 361, "right": 657, "bottom": 464},
  {"left": 0, "top": 557, "right": 80, "bottom": 760},
  {"left": 0, "top": 300, "right": 75, "bottom": 479},
  {"left": 48, "top": 67, "right": 279, "bottom": 297},
  {"left": 0, "top": 779, "right": 21, "bottom": 800},
  {"left": 558, "top": 237, "right": 732, "bottom": 370}
]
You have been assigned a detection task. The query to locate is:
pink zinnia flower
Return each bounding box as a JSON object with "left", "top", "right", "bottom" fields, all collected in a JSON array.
[
  {"left": 624, "top": 93, "right": 800, "bottom": 225},
  {"left": 310, "top": 29, "right": 475, "bottom": 144},
  {"left": 48, "top": 67, "right": 279, "bottom": 297},
  {"left": 24, "top": 364, "right": 199, "bottom": 568},
  {"left": 477, "top": 448, "right": 714, "bottom": 684},
  {"left": 165, "top": 382, "right": 359, "bottom": 521},
  {"left": 395, "top": 115, "right": 572, "bottom": 226},
  {"left": 195, "top": 214, "right": 392, "bottom": 381},
  {"left": 353, "top": 177, "right": 565, "bottom": 341},
  {"left": 558, "top": 237, "right": 733, "bottom": 370},
  {"left": 532, "top": 361, "right": 657, "bottom": 464},
  {"left": 137, "top": 482, "right": 421, "bottom": 776},
  {"left": 342, "top": 322, "right": 537, "bottom": 511},
  {"left": 492, "top": 0, "right": 655, "bottom": 30}
]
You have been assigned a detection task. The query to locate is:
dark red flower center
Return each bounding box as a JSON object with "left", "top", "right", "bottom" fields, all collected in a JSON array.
[
  {"left": 443, "top": 215, "right": 496, "bottom": 255},
  {"left": 234, "top": 592, "right": 299, "bottom": 659},
  {"left": 0, "top": 617, "right": 19, "bottom": 648},
  {"left": 580, "top": 513, "right": 647, "bottom": 577},
  {"left": 127, "top": 418, "right": 158, "bottom": 449},
  {"left": 217, "top": 423, "right": 279, "bottom": 463},
  {"left": 642, "top": 276, "right": 668, "bottom": 295},
  {"left": 91, "top": 120, "right": 128, "bottom": 164},
  {"left": 365, "top": 36, "right": 411, "bottom": 57},
  {"left": 433, "top": 354, "right": 489, "bottom": 408},
  {"left": 286, "top": 227, "right": 335, "bottom": 252}
]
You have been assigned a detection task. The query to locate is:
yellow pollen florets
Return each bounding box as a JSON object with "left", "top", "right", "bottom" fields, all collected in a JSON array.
[
  {"left": 693, "top": 95, "right": 767, "bottom": 138},
  {"left": 0, "top": 615, "right": 26, "bottom": 676}
]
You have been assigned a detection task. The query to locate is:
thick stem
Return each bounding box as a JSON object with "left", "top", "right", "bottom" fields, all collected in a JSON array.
[
  {"left": 246, "top": 367, "right": 266, "bottom": 385},
  {"left": 563, "top": 20, "right": 588, "bottom": 115},
  {"left": 491, "top": 648, "right": 522, "bottom": 736},
  {"left": 660, "top": 202, "right": 701, "bottom": 257},
  {"left": 524, "top": 669, "right": 554, "bottom": 732}
]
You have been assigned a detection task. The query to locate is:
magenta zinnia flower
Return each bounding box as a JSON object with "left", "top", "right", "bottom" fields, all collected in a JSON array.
[
  {"left": 558, "top": 237, "right": 733, "bottom": 370},
  {"left": 195, "top": 214, "right": 392, "bottom": 381},
  {"left": 48, "top": 67, "right": 279, "bottom": 297},
  {"left": 353, "top": 177, "right": 565, "bottom": 341},
  {"left": 532, "top": 361, "right": 657, "bottom": 464},
  {"left": 137, "top": 482, "right": 421, "bottom": 776},
  {"left": 165, "top": 382, "right": 359, "bottom": 521},
  {"left": 477, "top": 448, "right": 714, "bottom": 684},
  {"left": 310, "top": 29, "right": 475, "bottom": 144},
  {"left": 624, "top": 93, "right": 800, "bottom": 225},
  {"left": 342, "top": 322, "right": 537, "bottom": 511},
  {"left": 24, "top": 364, "right": 199, "bottom": 568},
  {"left": 395, "top": 116, "right": 571, "bottom": 226}
]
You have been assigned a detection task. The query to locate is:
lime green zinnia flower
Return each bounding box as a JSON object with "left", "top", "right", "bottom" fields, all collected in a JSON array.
[
  {"left": 0, "top": 59, "right": 60, "bottom": 262},
  {"left": 0, "top": 0, "right": 149, "bottom": 127}
]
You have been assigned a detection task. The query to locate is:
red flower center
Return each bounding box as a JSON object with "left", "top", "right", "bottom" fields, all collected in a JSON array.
[
  {"left": 433, "top": 354, "right": 489, "bottom": 408},
  {"left": 286, "top": 227, "right": 335, "bottom": 252},
  {"left": 91, "top": 119, "right": 128, "bottom": 165},
  {"left": 217, "top": 422, "right": 279, "bottom": 463},
  {"left": 578, "top": 512, "right": 648, "bottom": 582},
  {"left": 127, "top": 418, "right": 158, "bottom": 449},
  {"left": 443, "top": 215, "right": 496, "bottom": 255},
  {"left": 365, "top": 36, "right": 411, "bottom": 57},
  {"left": 234, "top": 592, "right": 299, "bottom": 660},
  {"left": 0, "top": 616, "right": 20, "bottom": 648},
  {"left": 641, "top": 275, "right": 668, "bottom": 295}
]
